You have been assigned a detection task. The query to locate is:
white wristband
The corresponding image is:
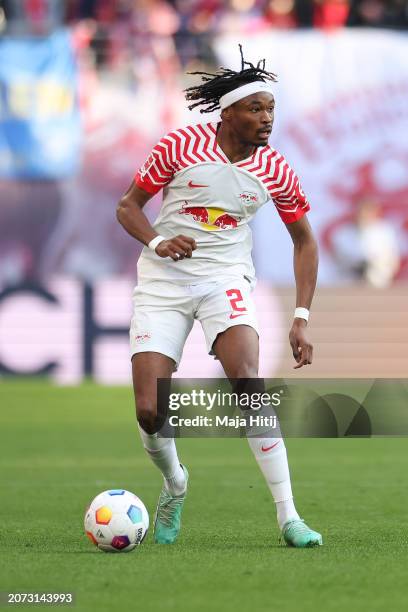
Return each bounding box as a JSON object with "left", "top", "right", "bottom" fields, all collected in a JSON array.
[
  {"left": 294, "top": 307, "right": 309, "bottom": 322},
  {"left": 148, "top": 235, "right": 165, "bottom": 252}
]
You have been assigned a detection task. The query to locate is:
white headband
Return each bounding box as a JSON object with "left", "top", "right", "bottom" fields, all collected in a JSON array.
[{"left": 219, "top": 81, "right": 274, "bottom": 110}]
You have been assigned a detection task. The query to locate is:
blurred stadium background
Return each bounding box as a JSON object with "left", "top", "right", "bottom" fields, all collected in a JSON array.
[{"left": 0, "top": 0, "right": 407, "bottom": 383}]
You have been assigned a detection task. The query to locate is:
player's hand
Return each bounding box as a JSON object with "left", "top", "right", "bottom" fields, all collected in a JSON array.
[
  {"left": 155, "top": 235, "right": 197, "bottom": 261},
  {"left": 289, "top": 319, "right": 313, "bottom": 369}
]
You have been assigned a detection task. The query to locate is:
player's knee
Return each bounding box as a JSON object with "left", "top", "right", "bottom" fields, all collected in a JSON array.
[
  {"left": 231, "top": 363, "right": 259, "bottom": 379},
  {"left": 136, "top": 398, "right": 158, "bottom": 434},
  {"left": 231, "top": 372, "right": 265, "bottom": 409}
]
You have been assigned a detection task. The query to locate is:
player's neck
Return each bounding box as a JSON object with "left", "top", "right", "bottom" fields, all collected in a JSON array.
[{"left": 216, "top": 123, "right": 256, "bottom": 163}]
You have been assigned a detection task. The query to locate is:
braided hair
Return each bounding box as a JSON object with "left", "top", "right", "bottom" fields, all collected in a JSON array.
[{"left": 185, "top": 45, "right": 277, "bottom": 114}]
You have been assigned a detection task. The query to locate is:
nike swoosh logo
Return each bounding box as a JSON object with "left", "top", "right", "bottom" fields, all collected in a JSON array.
[
  {"left": 261, "top": 441, "right": 280, "bottom": 452},
  {"left": 188, "top": 180, "right": 208, "bottom": 188},
  {"left": 229, "top": 313, "right": 246, "bottom": 319}
]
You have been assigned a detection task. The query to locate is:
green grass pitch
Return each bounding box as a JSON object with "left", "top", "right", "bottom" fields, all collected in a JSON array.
[{"left": 1, "top": 381, "right": 407, "bottom": 612}]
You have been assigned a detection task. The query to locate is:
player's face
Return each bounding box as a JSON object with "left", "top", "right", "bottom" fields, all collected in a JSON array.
[{"left": 228, "top": 92, "right": 275, "bottom": 146}]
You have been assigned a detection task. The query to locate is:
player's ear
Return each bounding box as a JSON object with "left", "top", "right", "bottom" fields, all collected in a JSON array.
[{"left": 221, "top": 108, "right": 232, "bottom": 122}]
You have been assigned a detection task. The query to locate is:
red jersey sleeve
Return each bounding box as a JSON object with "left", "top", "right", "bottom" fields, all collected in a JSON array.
[
  {"left": 267, "top": 153, "right": 310, "bottom": 224},
  {"left": 135, "top": 134, "right": 177, "bottom": 195}
]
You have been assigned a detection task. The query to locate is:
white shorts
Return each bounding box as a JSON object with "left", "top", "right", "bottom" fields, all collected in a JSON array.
[{"left": 129, "top": 276, "right": 259, "bottom": 368}]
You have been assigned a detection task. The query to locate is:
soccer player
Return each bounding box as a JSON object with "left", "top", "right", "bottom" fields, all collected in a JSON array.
[{"left": 117, "top": 48, "right": 322, "bottom": 548}]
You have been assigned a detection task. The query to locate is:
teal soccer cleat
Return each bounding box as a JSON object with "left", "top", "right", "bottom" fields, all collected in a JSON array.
[
  {"left": 154, "top": 465, "right": 189, "bottom": 544},
  {"left": 281, "top": 519, "right": 323, "bottom": 548}
]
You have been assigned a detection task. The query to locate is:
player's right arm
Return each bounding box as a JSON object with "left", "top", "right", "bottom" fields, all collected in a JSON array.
[
  {"left": 117, "top": 133, "right": 197, "bottom": 260},
  {"left": 116, "top": 182, "right": 196, "bottom": 262}
]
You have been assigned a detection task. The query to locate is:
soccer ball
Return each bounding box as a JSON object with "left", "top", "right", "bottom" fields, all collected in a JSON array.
[{"left": 84, "top": 489, "right": 149, "bottom": 552}]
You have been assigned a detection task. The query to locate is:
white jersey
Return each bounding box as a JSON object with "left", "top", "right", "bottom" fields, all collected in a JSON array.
[{"left": 135, "top": 122, "right": 310, "bottom": 284}]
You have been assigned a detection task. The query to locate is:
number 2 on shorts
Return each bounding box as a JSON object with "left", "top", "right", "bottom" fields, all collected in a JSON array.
[{"left": 226, "top": 288, "right": 247, "bottom": 319}]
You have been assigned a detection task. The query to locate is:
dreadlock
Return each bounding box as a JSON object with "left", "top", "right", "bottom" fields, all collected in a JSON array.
[{"left": 184, "top": 45, "right": 277, "bottom": 114}]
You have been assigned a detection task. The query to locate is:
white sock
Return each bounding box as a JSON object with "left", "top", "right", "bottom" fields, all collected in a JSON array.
[
  {"left": 138, "top": 425, "right": 186, "bottom": 496},
  {"left": 247, "top": 436, "right": 300, "bottom": 530},
  {"left": 276, "top": 499, "right": 299, "bottom": 530}
]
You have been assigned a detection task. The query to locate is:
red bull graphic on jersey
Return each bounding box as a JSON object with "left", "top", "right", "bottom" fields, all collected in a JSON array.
[{"left": 179, "top": 201, "right": 242, "bottom": 231}]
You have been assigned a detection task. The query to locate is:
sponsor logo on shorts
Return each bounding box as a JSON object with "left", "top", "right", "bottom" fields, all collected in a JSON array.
[{"left": 135, "top": 332, "right": 151, "bottom": 344}]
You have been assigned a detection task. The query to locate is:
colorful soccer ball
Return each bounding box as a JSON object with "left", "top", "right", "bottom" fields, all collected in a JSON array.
[{"left": 84, "top": 489, "right": 149, "bottom": 552}]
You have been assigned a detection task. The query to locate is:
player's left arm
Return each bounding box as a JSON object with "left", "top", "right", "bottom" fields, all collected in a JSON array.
[{"left": 285, "top": 215, "right": 319, "bottom": 369}]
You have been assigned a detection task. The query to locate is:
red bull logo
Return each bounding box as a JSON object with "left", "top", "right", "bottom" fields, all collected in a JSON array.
[
  {"left": 239, "top": 191, "right": 259, "bottom": 205},
  {"left": 135, "top": 332, "right": 151, "bottom": 344},
  {"left": 179, "top": 202, "right": 240, "bottom": 231}
]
